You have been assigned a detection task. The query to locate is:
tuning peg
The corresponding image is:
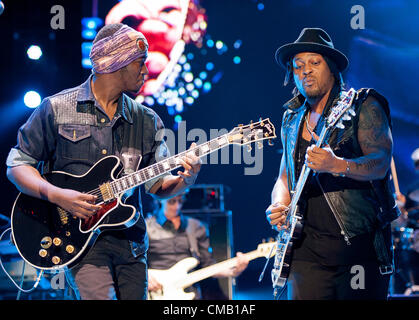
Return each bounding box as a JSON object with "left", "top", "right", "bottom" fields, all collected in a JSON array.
[
  {"left": 250, "top": 120, "right": 254, "bottom": 129},
  {"left": 336, "top": 121, "right": 345, "bottom": 129},
  {"left": 268, "top": 139, "right": 274, "bottom": 146},
  {"left": 247, "top": 145, "right": 252, "bottom": 152},
  {"left": 342, "top": 114, "right": 351, "bottom": 121},
  {"left": 257, "top": 142, "right": 263, "bottom": 149},
  {"left": 238, "top": 124, "right": 243, "bottom": 127}
]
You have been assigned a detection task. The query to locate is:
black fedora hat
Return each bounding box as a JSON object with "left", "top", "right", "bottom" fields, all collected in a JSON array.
[{"left": 275, "top": 27, "right": 349, "bottom": 72}]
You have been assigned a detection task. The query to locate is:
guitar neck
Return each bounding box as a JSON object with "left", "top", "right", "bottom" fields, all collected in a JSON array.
[
  {"left": 288, "top": 126, "right": 328, "bottom": 215},
  {"left": 110, "top": 134, "right": 230, "bottom": 196},
  {"left": 179, "top": 250, "right": 262, "bottom": 289}
]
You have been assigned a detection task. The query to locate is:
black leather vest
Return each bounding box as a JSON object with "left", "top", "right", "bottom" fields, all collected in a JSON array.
[{"left": 280, "top": 87, "right": 400, "bottom": 267}]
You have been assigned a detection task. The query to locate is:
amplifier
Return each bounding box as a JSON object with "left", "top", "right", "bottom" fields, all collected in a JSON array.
[{"left": 182, "top": 184, "right": 224, "bottom": 213}]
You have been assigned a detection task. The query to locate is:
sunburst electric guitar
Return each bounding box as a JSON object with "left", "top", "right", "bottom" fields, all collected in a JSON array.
[
  {"left": 270, "top": 89, "right": 357, "bottom": 298},
  {"left": 11, "top": 119, "right": 276, "bottom": 271},
  {"left": 148, "top": 241, "right": 276, "bottom": 300}
]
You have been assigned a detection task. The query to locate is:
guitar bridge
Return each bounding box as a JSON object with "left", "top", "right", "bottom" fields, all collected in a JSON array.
[{"left": 99, "top": 182, "right": 114, "bottom": 202}]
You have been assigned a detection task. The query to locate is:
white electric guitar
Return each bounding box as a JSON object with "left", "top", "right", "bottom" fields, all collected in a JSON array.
[{"left": 148, "top": 241, "right": 276, "bottom": 300}]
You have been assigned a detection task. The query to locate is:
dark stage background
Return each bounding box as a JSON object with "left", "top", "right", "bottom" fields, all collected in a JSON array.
[{"left": 0, "top": 0, "right": 418, "bottom": 299}]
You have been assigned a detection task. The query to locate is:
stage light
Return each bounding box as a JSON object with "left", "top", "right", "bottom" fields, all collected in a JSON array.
[
  {"left": 174, "top": 115, "right": 183, "bottom": 122},
  {"left": 81, "top": 17, "right": 103, "bottom": 31},
  {"left": 81, "top": 42, "right": 93, "bottom": 69},
  {"left": 81, "top": 58, "right": 92, "bottom": 68},
  {"left": 178, "top": 87, "right": 186, "bottom": 96},
  {"left": 203, "top": 82, "right": 212, "bottom": 93},
  {"left": 206, "top": 62, "right": 214, "bottom": 71},
  {"left": 185, "top": 97, "right": 194, "bottom": 105},
  {"left": 24, "top": 91, "right": 41, "bottom": 108},
  {"left": 186, "top": 83, "right": 195, "bottom": 91},
  {"left": 27, "top": 45, "right": 42, "bottom": 60},
  {"left": 206, "top": 39, "right": 214, "bottom": 48},
  {"left": 191, "top": 90, "right": 199, "bottom": 98},
  {"left": 233, "top": 40, "right": 242, "bottom": 49},
  {"left": 257, "top": 3, "right": 265, "bottom": 10},
  {"left": 144, "top": 96, "right": 155, "bottom": 106},
  {"left": 179, "top": 55, "right": 187, "bottom": 64},
  {"left": 199, "top": 71, "right": 208, "bottom": 80},
  {"left": 183, "top": 63, "right": 191, "bottom": 71},
  {"left": 233, "top": 56, "right": 241, "bottom": 64},
  {"left": 82, "top": 29, "right": 96, "bottom": 40},
  {"left": 175, "top": 103, "right": 184, "bottom": 113},
  {"left": 184, "top": 72, "right": 194, "bottom": 83},
  {"left": 194, "top": 78, "right": 203, "bottom": 88},
  {"left": 215, "top": 41, "right": 224, "bottom": 50}
]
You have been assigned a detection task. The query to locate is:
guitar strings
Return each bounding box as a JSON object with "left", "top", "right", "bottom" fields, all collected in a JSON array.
[{"left": 83, "top": 134, "right": 229, "bottom": 204}]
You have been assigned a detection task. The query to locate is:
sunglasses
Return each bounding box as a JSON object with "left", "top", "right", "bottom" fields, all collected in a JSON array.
[{"left": 167, "top": 198, "right": 184, "bottom": 205}]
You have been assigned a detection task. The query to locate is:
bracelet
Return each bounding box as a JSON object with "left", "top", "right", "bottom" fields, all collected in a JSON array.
[
  {"left": 333, "top": 158, "right": 350, "bottom": 177},
  {"left": 339, "top": 160, "right": 350, "bottom": 177}
]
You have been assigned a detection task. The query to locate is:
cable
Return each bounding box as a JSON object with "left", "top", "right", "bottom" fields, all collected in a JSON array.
[{"left": 0, "top": 228, "right": 44, "bottom": 294}]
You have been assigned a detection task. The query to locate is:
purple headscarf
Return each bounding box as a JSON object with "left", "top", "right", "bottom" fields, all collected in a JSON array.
[{"left": 90, "top": 24, "right": 148, "bottom": 74}]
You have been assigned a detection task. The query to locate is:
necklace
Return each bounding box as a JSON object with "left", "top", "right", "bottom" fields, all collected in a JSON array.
[{"left": 305, "top": 110, "right": 315, "bottom": 134}]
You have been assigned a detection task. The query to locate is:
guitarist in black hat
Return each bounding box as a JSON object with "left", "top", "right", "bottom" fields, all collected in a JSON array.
[{"left": 265, "top": 28, "right": 399, "bottom": 299}]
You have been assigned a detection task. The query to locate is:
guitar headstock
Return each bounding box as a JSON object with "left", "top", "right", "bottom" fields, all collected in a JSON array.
[
  {"left": 326, "top": 88, "right": 357, "bottom": 129},
  {"left": 227, "top": 118, "right": 277, "bottom": 149},
  {"left": 255, "top": 241, "right": 276, "bottom": 258}
]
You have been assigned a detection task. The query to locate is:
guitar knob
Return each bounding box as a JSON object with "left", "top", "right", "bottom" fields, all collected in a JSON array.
[
  {"left": 53, "top": 237, "right": 62, "bottom": 246},
  {"left": 52, "top": 256, "right": 61, "bottom": 265},
  {"left": 39, "top": 249, "right": 48, "bottom": 258},
  {"left": 66, "top": 245, "right": 75, "bottom": 254},
  {"left": 40, "top": 236, "right": 52, "bottom": 249}
]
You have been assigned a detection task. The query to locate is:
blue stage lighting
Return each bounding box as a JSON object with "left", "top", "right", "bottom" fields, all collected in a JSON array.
[
  {"left": 233, "top": 56, "right": 241, "bottom": 64},
  {"left": 81, "top": 17, "right": 103, "bottom": 30},
  {"left": 203, "top": 82, "right": 212, "bottom": 93},
  {"left": 206, "top": 62, "right": 214, "bottom": 71},
  {"left": 24, "top": 91, "right": 41, "bottom": 108},
  {"left": 27, "top": 45, "right": 42, "bottom": 60},
  {"left": 199, "top": 71, "right": 208, "bottom": 80},
  {"left": 82, "top": 29, "right": 97, "bottom": 40},
  {"left": 81, "top": 58, "right": 92, "bottom": 68}
]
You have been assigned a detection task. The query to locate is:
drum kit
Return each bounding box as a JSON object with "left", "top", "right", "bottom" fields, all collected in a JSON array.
[{"left": 390, "top": 158, "right": 419, "bottom": 296}]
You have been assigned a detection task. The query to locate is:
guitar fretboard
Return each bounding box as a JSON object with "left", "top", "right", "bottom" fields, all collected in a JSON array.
[{"left": 109, "top": 134, "right": 230, "bottom": 197}]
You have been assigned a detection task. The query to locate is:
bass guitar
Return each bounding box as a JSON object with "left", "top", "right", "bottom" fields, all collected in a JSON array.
[{"left": 11, "top": 119, "right": 276, "bottom": 271}]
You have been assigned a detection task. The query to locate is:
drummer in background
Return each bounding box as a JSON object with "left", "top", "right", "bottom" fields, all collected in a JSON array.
[
  {"left": 391, "top": 148, "right": 419, "bottom": 294},
  {"left": 393, "top": 148, "right": 419, "bottom": 228}
]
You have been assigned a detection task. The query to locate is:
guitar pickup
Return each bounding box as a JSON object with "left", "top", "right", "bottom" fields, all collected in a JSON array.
[{"left": 99, "top": 182, "right": 114, "bottom": 202}]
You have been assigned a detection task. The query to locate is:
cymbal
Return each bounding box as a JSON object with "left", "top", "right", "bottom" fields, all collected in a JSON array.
[{"left": 408, "top": 189, "right": 419, "bottom": 202}]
